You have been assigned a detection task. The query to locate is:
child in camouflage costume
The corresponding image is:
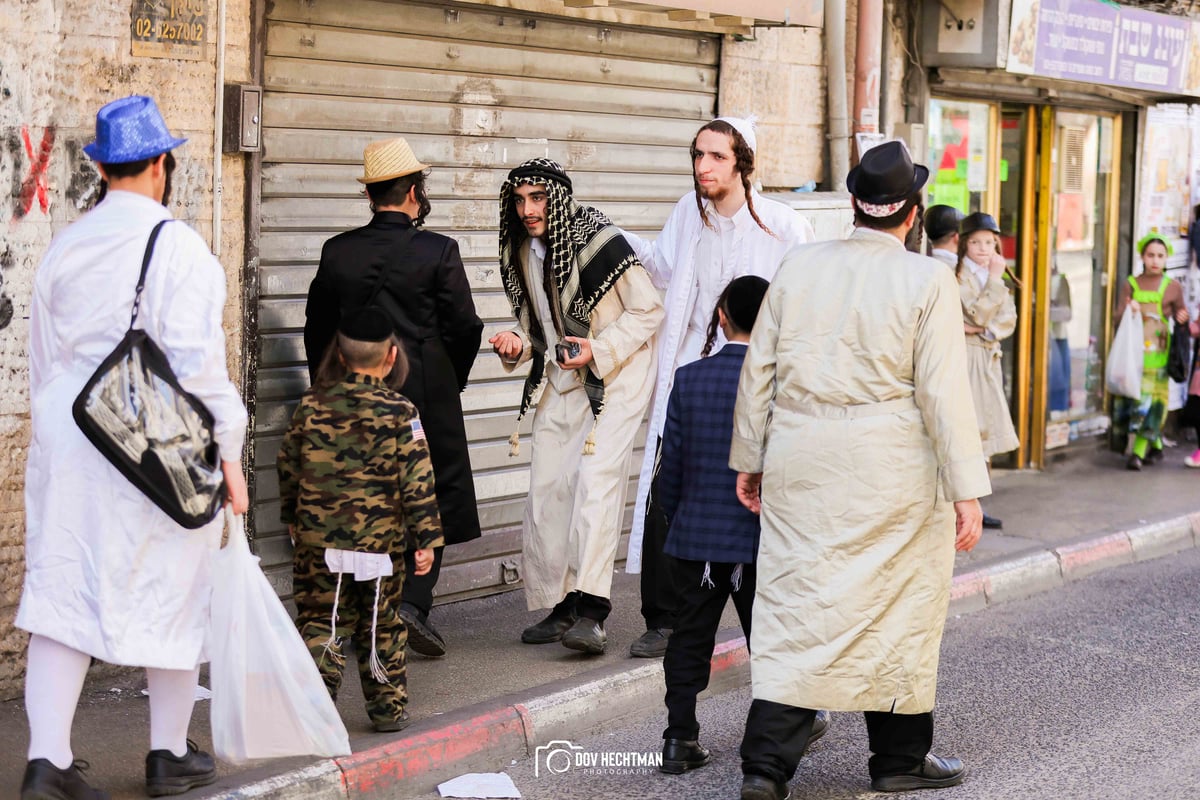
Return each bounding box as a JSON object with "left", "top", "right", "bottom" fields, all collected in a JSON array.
[{"left": 278, "top": 307, "right": 444, "bottom": 733}]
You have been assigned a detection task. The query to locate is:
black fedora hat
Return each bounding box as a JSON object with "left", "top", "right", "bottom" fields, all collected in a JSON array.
[
  {"left": 846, "top": 141, "right": 930, "bottom": 209},
  {"left": 925, "top": 205, "right": 964, "bottom": 241},
  {"left": 960, "top": 211, "right": 1002, "bottom": 237}
]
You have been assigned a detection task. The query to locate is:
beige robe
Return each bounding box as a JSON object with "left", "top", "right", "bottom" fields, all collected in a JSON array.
[
  {"left": 503, "top": 238, "right": 664, "bottom": 610},
  {"left": 959, "top": 265, "right": 1020, "bottom": 457},
  {"left": 730, "top": 227, "right": 991, "bottom": 713}
]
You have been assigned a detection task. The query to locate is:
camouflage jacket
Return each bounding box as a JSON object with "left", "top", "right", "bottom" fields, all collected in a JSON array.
[{"left": 277, "top": 373, "right": 444, "bottom": 554}]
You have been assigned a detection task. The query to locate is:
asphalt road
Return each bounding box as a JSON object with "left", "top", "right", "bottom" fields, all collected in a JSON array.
[{"left": 419, "top": 546, "right": 1200, "bottom": 800}]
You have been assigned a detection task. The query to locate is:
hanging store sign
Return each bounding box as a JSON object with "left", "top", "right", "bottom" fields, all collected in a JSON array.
[
  {"left": 1007, "top": 0, "right": 1196, "bottom": 97},
  {"left": 131, "top": 0, "right": 207, "bottom": 60}
]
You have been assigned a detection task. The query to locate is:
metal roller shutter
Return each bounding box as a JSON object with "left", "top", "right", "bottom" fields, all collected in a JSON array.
[{"left": 255, "top": 0, "right": 718, "bottom": 602}]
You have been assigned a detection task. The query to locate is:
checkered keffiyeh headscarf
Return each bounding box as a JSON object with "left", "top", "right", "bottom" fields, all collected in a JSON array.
[{"left": 499, "top": 158, "right": 640, "bottom": 448}]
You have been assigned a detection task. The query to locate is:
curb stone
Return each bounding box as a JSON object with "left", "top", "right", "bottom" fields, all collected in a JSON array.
[{"left": 204, "top": 512, "right": 1200, "bottom": 800}]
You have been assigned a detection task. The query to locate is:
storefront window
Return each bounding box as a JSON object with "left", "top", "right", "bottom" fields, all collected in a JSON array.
[
  {"left": 1047, "top": 113, "right": 1114, "bottom": 444},
  {"left": 927, "top": 99, "right": 992, "bottom": 216}
]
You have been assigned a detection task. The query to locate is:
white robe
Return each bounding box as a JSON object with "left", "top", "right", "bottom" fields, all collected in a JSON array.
[
  {"left": 622, "top": 192, "right": 814, "bottom": 572},
  {"left": 730, "top": 227, "right": 991, "bottom": 713},
  {"left": 503, "top": 239, "right": 663, "bottom": 608},
  {"left": 18, "top": 191, "right": 247, "bottom": 669}
]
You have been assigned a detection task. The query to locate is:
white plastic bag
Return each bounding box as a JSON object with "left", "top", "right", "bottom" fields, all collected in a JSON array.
[
  {"left": 209, "top": 511, "right": 351, "bottom": 764},
  {"left": 1106, "top": 304, "right": 1145, "bottom": 399}
]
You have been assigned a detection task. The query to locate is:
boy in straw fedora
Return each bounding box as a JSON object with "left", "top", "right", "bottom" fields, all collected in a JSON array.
[{"left": 304, "top": 137, "right": 483, "bottom": 659}]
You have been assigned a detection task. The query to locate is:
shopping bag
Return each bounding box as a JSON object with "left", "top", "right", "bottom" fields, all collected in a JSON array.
[
  {"left": 209, "top": 511, "right": 351, "bottom": 764},
  {"left": 1168, "top": 319, "right": 1190, "bottom": 383},
  {"left": 1106, "top": 305, "right": 1144, "bottom": 399}
]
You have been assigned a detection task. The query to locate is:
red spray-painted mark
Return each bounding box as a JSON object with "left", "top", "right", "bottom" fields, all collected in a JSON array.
[{"left": 14, "top": 125, "right": 56, "bottom": 221}]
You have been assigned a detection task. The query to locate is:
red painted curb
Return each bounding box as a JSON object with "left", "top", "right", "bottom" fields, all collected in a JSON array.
[
  {"left": 950, "top": 571, "right": 988, "bottom": 602},
  {"left": 1056, "top": 532, "right": 1133, "bottom": 576},
  {"left": 336, "top": 705, "right": 528, "bottom": 796},
  {"left": 711, "top": 635, "right": 750, "bottom": 674}
]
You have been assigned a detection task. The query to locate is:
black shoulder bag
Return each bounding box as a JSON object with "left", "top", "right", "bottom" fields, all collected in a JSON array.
[{"left": 72, "top": 220, "right": 226, "bottom": 529}]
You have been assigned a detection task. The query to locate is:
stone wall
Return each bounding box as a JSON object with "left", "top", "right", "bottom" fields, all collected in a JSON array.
[{"left": 0, "top": 0, "right": 251, "bottom": 699}]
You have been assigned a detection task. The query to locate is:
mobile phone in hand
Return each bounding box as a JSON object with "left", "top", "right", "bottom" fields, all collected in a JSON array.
[{"left": 555, "top": 341, "right": 581, "bottom": 364}]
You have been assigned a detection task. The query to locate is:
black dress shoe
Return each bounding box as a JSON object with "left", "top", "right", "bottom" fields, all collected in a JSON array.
[
  {"left": 740, "top": 773, "right": 791, "bottom": 800},
  {"left": 807, "top": 709, "right": 830, "bottom": 747},
  {"left": 1126, "top": 454, "right": 1143, "bottom": 471},
  {"left": 521, "top": 610, "right": 578, "bottom": 644},
  {"left": 399, "top": 603, "right": 447, "bottom": 658},
  {"left": 629, "top": 628, "right": 671, "bottom": 658},
  {"left": 372, "top": 709, "right": 412, "bottom": 733},
  {"left": 660, "top": 738, "right": 711, "bottom": 774},
  {"left": 561, "top": 617, "right": 607, "bottom": 654},
  {"left": 982, "top": 513, "right": 1003, "bottom": 529},
  {"left": 871, "top": 753, "right": 966, "bottom": 793},
  {"left": 1145, "top": 446, "right": 1165, "bottom": 464},
  {"left": 21, "top": 759, "right": 109, "bottom": 800},
  {"left": 145, "top": 740, "right": 217, "bottom": 797}
]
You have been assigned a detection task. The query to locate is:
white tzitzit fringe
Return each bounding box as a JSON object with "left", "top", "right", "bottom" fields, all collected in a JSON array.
[
  {"left": 367, "top": 576, "right": 390, "bottom": 685},
  {"left": 700, "top": 561, "right": 716, "bottom": 589},
  {"left": 320, "top": 571, "right": 344, "bottom": 662},
  {"left": 731, "top": 564, "right": 744, "bottom": 593}
]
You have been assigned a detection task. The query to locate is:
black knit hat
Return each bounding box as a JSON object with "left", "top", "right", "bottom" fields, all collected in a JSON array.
[{"left": 338, "top": 306, "right": 393, "bottom": 343}]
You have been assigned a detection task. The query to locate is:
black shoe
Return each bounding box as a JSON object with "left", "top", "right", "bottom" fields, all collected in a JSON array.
[
  {"left": 21, "top": 759, "right": 109, "bottom": 800},
  {"left": 399, "top": 603, "right": 447, "bottom": 658},
  {"left": 372, "top": 709, "right": 412, "bottom": 733},
  {"left": 1145, "top": 446, "right": 1165, "bottom": 464},
  {"left": 145, "top": 740, "right": 216, "bottom": 797},
  {"left": 660, "top": 738, "right": 711, "bottom": 774},
  {"left": 871, "top": 754, "right": 966, "bottom": 793},
  {"left": 629, "top": 628, "right": 671, "bottom": 658},
  {"left": 982, "top": 513, "right": 1003, "bottom": 529},
  {"left": 1127, "top": 454, "right": 1144, "bottom": 471},
  {"left": 561, "top": 618, "right": 607, "bottom": 655},
  {"left": 521, "top": 610, "right": 578, "bottom": 644},
  {"left": 807, "top": 709, "right": 830, "bottom": 748},
  {"left": 740, "top": 774, "right": 791, "bottom": 800}
]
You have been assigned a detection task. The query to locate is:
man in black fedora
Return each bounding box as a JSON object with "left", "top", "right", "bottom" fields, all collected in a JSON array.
[
  {"left": 925, "top": 204, "right": 964, "bottom": 267},
  {"left": 730, "top": 140, "right": 989, "bottom": 800}
]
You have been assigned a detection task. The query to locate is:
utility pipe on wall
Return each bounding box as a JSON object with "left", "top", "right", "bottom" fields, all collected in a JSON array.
[
  {"left": 825, "top": 0, "right": 851, "bottom": 190},
  {"left": 211, "top": 0, "right": 226, "bottom": 257},
  {"left": 854, "top": 0, "right": 883, "bottom": 158}
]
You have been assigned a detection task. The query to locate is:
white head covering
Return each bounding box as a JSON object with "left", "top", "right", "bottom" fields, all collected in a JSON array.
[{"left": 714, "top": 114, "right": 758, "bottom": 155}]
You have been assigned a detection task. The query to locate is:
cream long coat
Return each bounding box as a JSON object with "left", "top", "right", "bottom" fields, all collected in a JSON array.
[
  {"left": 730, "top": 228, "right": 991, "bottom": 713},
  {"left": 18, "top": 191, "right": 247, "bottom": 669},
  {"left": 959, "top": 261, "right": 1020, "bottom": 457},
  {"left": 502, "top": 237, "right": 664, "bottom": 609}
]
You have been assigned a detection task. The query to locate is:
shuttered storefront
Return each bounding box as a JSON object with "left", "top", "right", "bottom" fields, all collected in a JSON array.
[{"left": 253, "top": 0, "right": 718, "bottom": 601}]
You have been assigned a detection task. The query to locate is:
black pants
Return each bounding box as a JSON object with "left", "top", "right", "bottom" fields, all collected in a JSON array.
[
  {"left": 640, "top": 456, "right": 686, "bottom": 630},
  {"left": 401, "top": 545, "right": 443, "bottom": 616},
  {"left": 663, "top": 559, "right": 756, "bottom": 740},
  {"left": 549, "top": 589, "right": 612, "bottom": 623},
  {"left": 741, "top": 700, "right": 933, "bottom": 783}
]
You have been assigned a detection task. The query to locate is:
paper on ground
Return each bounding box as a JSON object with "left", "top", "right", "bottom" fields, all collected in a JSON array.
[
  {"left": 139, "top": 685, "right": 212, "bottom": 701},
  {"left": 437, "top": 772, "right": 521, "bottom": 798}
]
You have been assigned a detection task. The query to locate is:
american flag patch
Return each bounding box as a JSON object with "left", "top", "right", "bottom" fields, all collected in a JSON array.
[{"left": 411, "top": 419, "right": 426, "bottom": 441}]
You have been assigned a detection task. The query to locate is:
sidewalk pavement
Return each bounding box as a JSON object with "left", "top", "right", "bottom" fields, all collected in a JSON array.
[{"left": 2, "top": 442, "right": 1195, "bottom": 799}]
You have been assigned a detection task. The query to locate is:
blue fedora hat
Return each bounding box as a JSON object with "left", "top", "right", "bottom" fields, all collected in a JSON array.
[{"left": 83, "top": 96, "right": 187, "bottom": 164}]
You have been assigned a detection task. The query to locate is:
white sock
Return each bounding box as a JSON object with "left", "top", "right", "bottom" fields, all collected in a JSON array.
[
  {"left": 147, "top": 666, "right": 199, "bottom": 757},
  {"left": 25, "top": 634, "right": 90, "bottom": 769}
]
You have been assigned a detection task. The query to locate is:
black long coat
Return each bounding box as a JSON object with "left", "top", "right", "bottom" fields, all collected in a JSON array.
[{"left": 304, "top": 212, "right": 484, "bottom": 545}]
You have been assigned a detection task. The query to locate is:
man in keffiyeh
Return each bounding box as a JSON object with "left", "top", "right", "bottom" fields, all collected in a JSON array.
[{"left": 490, "top": 158, "right": 663, "bottom": 656}]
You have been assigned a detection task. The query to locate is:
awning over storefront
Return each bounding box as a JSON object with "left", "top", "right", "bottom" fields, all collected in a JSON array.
[{"left": 459, "top": 0, "right": 823, "bottom": 31}]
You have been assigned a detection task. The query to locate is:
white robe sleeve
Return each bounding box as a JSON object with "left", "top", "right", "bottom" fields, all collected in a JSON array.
[{"left": 155, "top": 226, "right": 248, "bottom": 460}]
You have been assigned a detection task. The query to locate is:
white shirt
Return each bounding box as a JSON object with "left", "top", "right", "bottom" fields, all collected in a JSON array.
[
  {"left": 931, "top": 248, "right": 958, "bottom": 268},
  {"left": 524, "top": 238, "right": 575, "bottom": 392},
  {"left": 679, "top": 208, "right": 739, "bottom": 369},
  {"left": 963, "top": 255, "right": 990, "bottom": 289}
]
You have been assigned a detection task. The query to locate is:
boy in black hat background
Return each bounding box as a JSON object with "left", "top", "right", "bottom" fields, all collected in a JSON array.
[
  {"left": 925, "top": 204, "right": 964, "bottom": 267},
  {"left": 278, "top": 307, "right": 444, "bottom": 733}
]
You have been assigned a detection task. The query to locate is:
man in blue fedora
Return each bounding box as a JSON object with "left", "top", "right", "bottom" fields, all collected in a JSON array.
[{"left": 19, "top": 95, "right": 249, "bottom": 799}]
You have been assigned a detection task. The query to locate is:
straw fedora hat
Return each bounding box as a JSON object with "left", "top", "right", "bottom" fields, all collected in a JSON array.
[{"left": 357, "top": 137, "right": 430, "bottom": 184}]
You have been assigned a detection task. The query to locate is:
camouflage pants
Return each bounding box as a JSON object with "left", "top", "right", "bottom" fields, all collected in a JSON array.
[{"left": 293, "top": 544, "right": 408, "bottom": 726}]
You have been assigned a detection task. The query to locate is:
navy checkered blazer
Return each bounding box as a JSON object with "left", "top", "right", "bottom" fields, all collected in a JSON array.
[{"left": 659, "top": 343, "right": 760, "bottom": 564}]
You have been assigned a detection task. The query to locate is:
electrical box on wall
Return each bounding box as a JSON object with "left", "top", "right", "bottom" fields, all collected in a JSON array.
[
  {"left": 222, "top": 84, "right": 262, "bottom": 153},
  {"left": 921, "top": 0, "right": 1012, "bottom": 68}
]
